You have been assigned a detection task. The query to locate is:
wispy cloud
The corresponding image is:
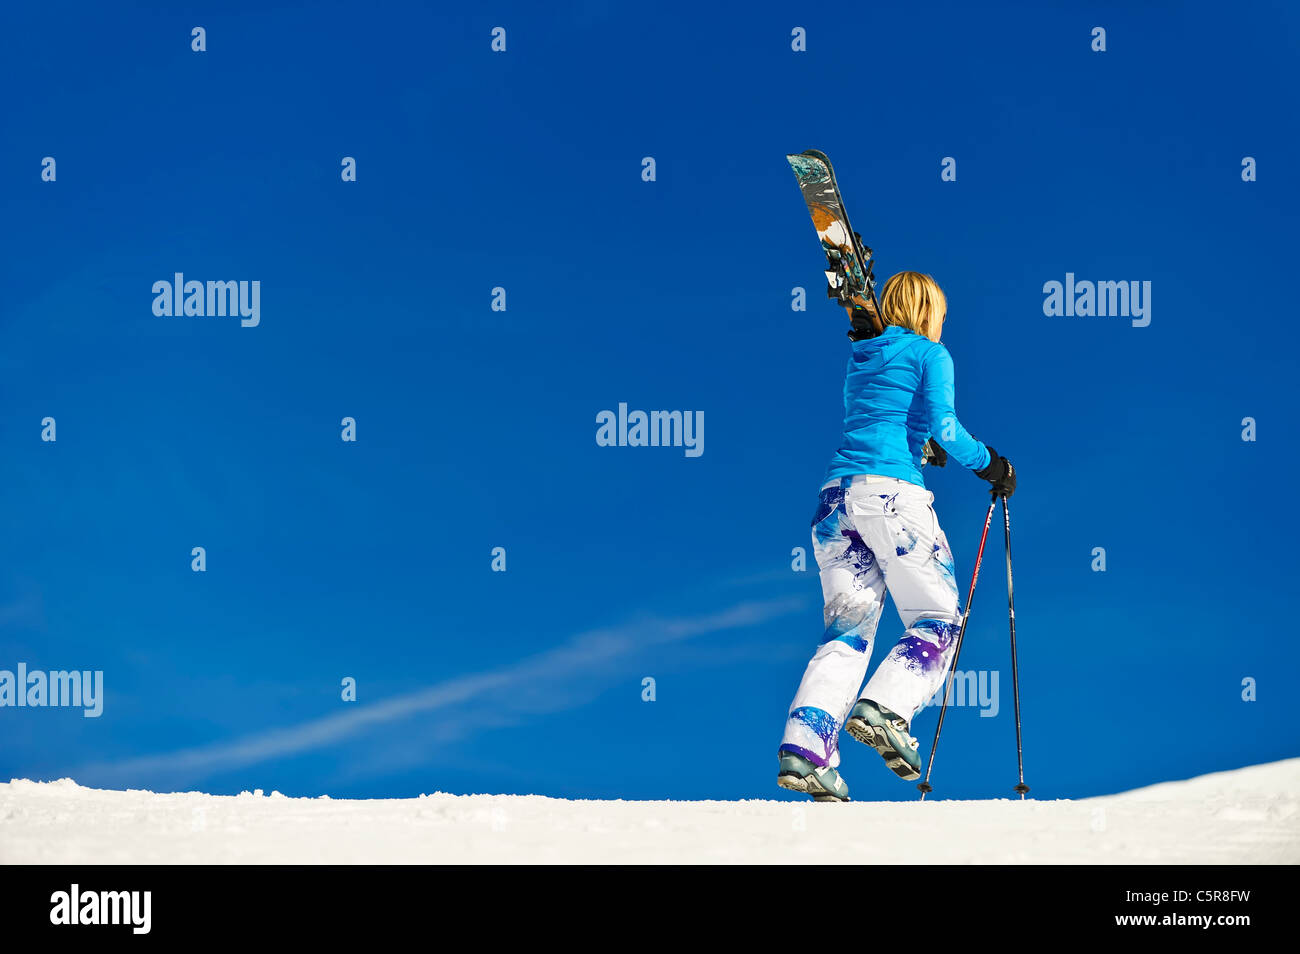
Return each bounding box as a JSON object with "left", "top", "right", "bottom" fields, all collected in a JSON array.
[{"left": 79, "top": 596, "right": 807, "bottom": 786}]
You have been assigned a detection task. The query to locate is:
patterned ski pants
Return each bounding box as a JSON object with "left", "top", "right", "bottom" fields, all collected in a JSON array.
[{"left": 780, "top": 475, "right": 962, "bottom": 768}]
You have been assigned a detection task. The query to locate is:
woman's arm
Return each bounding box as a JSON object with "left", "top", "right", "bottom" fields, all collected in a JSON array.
[{"left": 920, "top": 345, "right": 991, "bottom": 471}]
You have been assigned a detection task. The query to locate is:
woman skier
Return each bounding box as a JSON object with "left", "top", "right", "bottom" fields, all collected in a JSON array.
[{"left": 777, "top": 271, "right": 1016, "bottom": 801}]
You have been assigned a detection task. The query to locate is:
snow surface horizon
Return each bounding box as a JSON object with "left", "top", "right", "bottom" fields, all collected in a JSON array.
[{"left": 2, "top": 758, "right": 1298, "bottom": 864}]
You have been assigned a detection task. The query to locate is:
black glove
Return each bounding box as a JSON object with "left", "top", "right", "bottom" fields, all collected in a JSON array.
[
  {"left": 846, "top": 304, "right": 881, "bottom": 341},
  {"left": 974, "top": 445, "right": 1016, "bottom": 497},
  {"left": 922, "top": 438, "right": 947, "bottom": 467}
]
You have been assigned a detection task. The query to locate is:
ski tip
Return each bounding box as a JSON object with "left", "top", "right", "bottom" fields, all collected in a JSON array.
[{"left": 787, "top": 151, "right": 832, "bottom": 181}]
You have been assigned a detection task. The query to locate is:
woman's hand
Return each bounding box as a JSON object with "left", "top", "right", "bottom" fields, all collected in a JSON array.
[
  {"left": 845, "top": 300, "right": 882, "bottom": 341},
  {"left": 974, "top": 446, "right": 1017, "bottom": 497}
]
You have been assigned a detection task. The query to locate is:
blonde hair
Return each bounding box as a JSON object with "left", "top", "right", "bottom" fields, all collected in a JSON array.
[{"left": 878, "top": 271, "right": 947, "bottom": 342}]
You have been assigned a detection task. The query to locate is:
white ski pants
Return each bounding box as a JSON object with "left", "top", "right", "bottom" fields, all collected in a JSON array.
[{"left": 780, "top": 475, "right": 963, "bottom": 768}]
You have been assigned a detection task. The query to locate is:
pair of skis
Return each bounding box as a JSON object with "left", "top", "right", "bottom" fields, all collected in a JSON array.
[{"left": 786, "top": 150, "right": 886, "bottom": 336}]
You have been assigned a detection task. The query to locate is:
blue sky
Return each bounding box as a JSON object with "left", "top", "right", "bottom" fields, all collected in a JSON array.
[{"left": 1, "top": 1, "right": 1297, "bottom": 802}]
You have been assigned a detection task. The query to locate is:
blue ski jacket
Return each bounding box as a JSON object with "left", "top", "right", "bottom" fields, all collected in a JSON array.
[{"left": 824, "top": 325, "right": 990, "bottom": 488}]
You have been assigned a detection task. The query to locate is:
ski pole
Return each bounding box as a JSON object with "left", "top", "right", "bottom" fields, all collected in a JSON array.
[
  {"left": 1002, "top": 495, "right": 1029, "bottom": 799},
  {"left": 918, "top": 496, "right": 998, "bottom": 800}
]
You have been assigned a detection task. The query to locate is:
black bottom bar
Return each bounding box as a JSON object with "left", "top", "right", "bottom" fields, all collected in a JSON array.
[{"left": 0, "top": 864, "right": 1288, "bottom": 940}]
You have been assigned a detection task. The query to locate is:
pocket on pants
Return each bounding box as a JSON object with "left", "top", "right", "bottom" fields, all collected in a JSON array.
[
  {"left": 852, "top": 485, "right": 933, "bottom": 561},
  {"left": 848, "top": 485, "right": 900, "bottom": 518}
]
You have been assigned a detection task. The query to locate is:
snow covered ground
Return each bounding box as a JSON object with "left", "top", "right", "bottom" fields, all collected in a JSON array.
[{"left": 2, "top": 759, "right": 1297, "bottom": 864}]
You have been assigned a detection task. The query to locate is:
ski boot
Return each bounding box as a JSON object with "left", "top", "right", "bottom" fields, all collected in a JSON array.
[
  {"left": 844, "top": 699, "right": 921, "bottom": 780},
  {"left": 776, "top": 749, "right": 850, "bottom": 802}
]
